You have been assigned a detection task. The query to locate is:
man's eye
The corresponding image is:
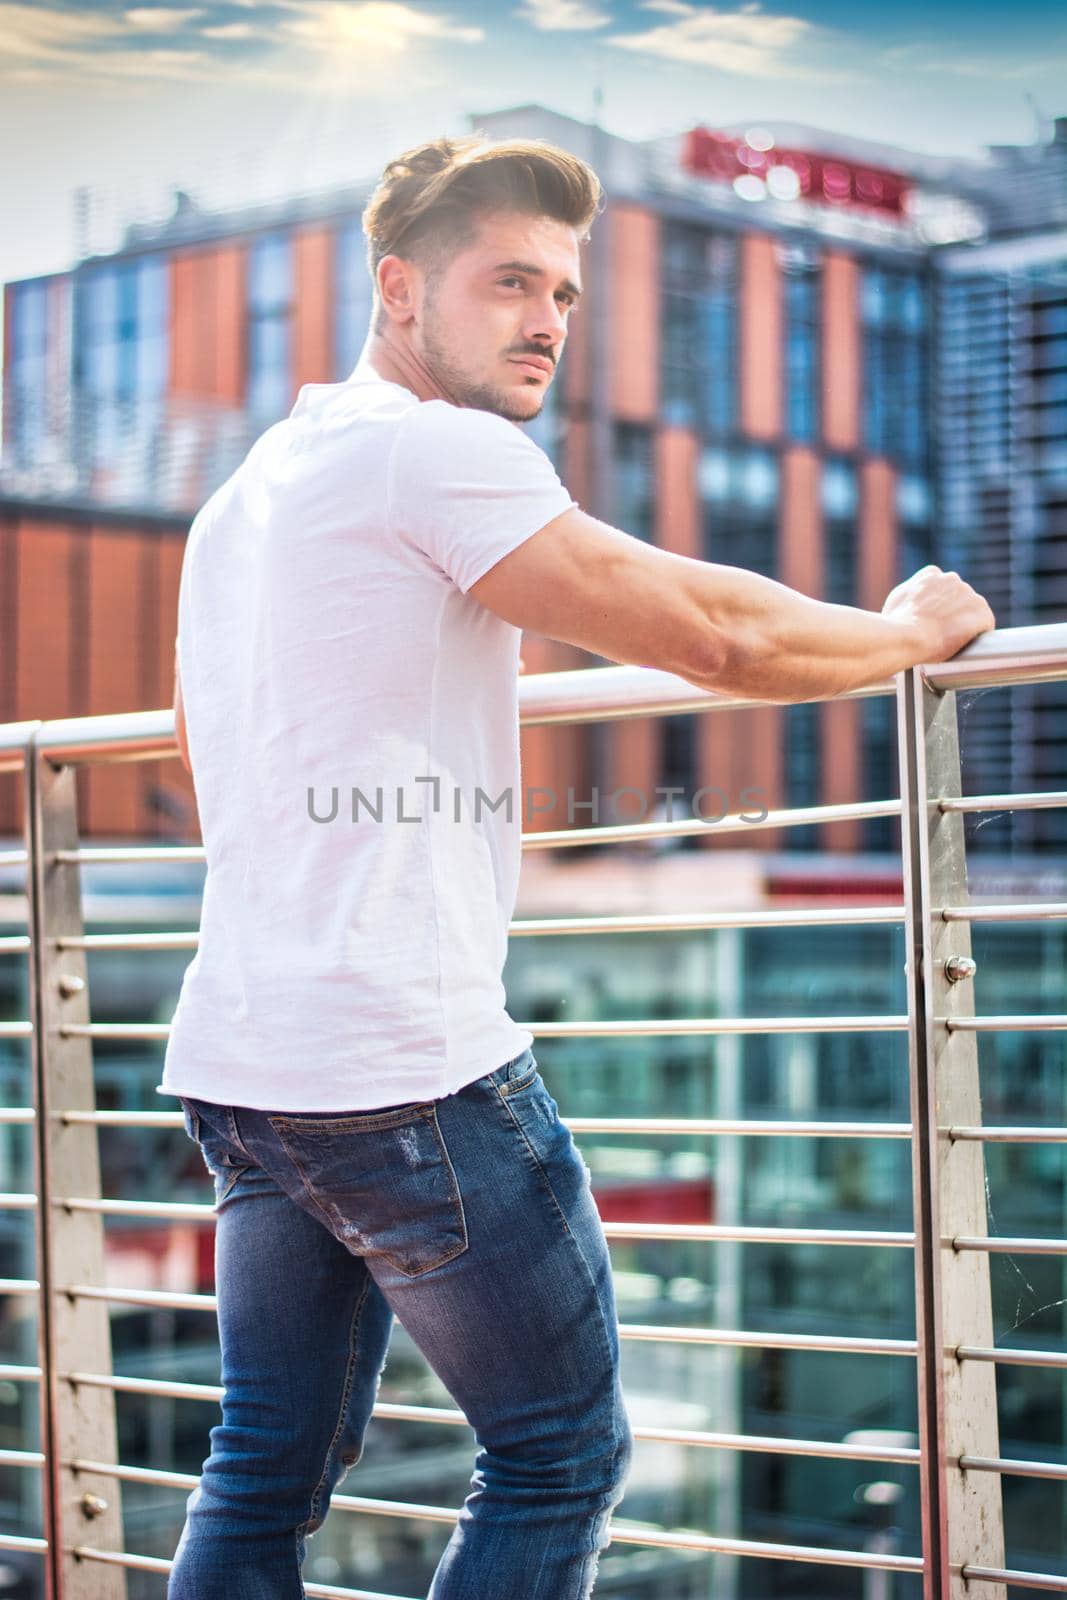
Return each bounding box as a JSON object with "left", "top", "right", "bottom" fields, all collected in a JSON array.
[{"left": 499, "top": 277, "right": 523, "bottom": 289}]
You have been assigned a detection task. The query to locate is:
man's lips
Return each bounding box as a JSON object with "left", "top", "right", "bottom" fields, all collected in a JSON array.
[{"left": 508, "top": 354, "right": 554, "bottom": 378}]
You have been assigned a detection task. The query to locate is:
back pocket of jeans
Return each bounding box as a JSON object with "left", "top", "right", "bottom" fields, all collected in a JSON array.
[{"left": 266, "top": 1106, "right": 468, "bottom": 1277}]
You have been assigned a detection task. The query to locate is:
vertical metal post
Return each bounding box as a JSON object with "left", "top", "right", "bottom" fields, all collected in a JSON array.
[
  {"left": 897, "top": 668, "right": 1005, "bottom": 1600},
  {"left": 27, "top": 742, "right": 126, "bottom": 1599}
]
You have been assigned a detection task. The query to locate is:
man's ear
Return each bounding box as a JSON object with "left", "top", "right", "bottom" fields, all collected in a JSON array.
[{"left": 376, "top": 254, "right": 419, "bottom": 326}]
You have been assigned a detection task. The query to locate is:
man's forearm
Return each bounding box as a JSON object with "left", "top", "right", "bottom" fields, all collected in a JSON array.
[{"left": 692, "top": 563, "right": 931, "bottom": 704}]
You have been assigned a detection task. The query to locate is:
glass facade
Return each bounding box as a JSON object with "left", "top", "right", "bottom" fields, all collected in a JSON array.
[
  {"left": 822, "top": 457, "right": 858, "bottom": 606},
  {"left": 862, "top": 265, "right": 927, "bottom": 468},
  {"left": 6, "top": 280, "right": 49, "bottom": 469},
  {"left": 333, "top": 218, "right": 374, "bottom": 381},
  {"left": 699, "top": 444, "right": 779, "bottom": 577},
  {"left": 661, "top": 224, "right": 738, "bottom": 435},
  {"left": 247, "top": 230, "right": 294, "bottom": 426},
  {"left": 74, "top": 254, "right": 169, "bottom": 479},
  {"left": 612, "top": 422, "right": 655, "bottom": 541},
  {"left": 784, "top": 701, "right": 822, "bottom": 849},
  {"left": 781, "top": 245, "right": 820, "bottom": 443}
]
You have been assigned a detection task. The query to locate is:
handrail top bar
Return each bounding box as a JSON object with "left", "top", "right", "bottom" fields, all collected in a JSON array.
[
  {"left": 515, "top": 665, "right": 894, "bottom": 725},
  {"left": 921, "top": 621, "right": 1067, "bottom": 692},
  {"left": 20, "top": 622, "right": 1067, "bottom": 763}
]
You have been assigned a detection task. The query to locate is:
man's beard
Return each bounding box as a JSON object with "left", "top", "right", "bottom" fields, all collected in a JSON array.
[{"left": 421, "top": 321, "right": 546, "bottom": 423}]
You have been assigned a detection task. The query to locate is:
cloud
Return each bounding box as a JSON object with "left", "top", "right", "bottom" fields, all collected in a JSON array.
[
  {"left": 516, "top": 0, "right": 612, "bottom": 30},
  {"left": 609, "top": 0, "right": 814, "bottom": 78},
  {"left": 124, "top": 6, "right": 203, "bottom": 30},
  {"left": 880, "top": 39, "right": 1066, "bottom": 83},
  {"left": 200, "top": 19, "right": 257, "bottom": 39},
  {"left": 279, "top": 1, "right": 483, "bottom": 54},
  {"left": 0, "top": 0, "right": 482, "bottom": 86},
  {"left": 0, "top": 3, "right": 128, "bottom": 69}
]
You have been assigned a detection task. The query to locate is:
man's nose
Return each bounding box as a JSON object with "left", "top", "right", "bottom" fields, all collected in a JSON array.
[{"left": 524, "top": 296, "right": 567, "bottom": 349}]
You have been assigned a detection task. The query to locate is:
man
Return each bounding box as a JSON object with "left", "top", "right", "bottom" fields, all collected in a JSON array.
[{"left": 165, "top": 135, "right": 993, "bottom": 1599}]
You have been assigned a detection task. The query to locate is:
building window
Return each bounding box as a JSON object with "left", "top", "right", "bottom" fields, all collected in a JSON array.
[
  {"left": 861, "top": 694, "right": 898, "bottom": 853},
  {"left": 74, "top": 256, "right": 170, "bottom": 477},
  {"left": 662, "top": 225, "right": 737, "bottom": 436},
  {"left": 898, "top": 472, "right": 933, "bottom": 578},
  {"left": 613, "top": 423, "right": 654, "bottom": 541},
  {"left": 823, "top": 457, "right": 858, "bottom": 606},
  {"left": 781, "top": 245, "right": 820, "bottom": 443},
  {"left": 8, "top": 281, "right": 49, "bottom": 468},
  {"left": 785, "top": 701, "right": 821, "bottom": 851},
  {"left": 523, "top": 364, "right": 564, "bottom": 470},
  {"left": 862, "top": 267, "right": 928, "bottom": 469},
  {"left": 699, "top": 443, "right": 778, "bottom": 576},
  {"left": 248, "top": 231, "right": 293, "bottom": 425},
  {"left": 334, "top": 218, "right": 374, "bottom": 380}
]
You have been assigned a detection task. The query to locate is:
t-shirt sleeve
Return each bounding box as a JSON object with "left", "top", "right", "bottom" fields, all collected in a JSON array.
[{"left": 387, "top": 399, "right": 577, "bottom": 594}]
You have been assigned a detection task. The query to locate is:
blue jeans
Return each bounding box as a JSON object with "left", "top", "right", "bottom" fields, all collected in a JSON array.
[{"left": 167, "top": 1047, "right": 633, "bottom": 1599}]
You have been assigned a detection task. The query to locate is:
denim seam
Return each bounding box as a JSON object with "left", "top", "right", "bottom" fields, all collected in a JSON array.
[
  {"left": 495, "top": 1079, "right": 632, "bottom": 1553},
  {"left": 296, "top": 1270, "right": 373, "bottom": 1548},
  {"left": 492, "top": 1083, "right": 573, "bottom": 1240},
  {"left": 497, "top": 1064, "right": 538, "bottom": 1100}
]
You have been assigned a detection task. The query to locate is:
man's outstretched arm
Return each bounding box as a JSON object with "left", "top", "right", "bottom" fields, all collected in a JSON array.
[{"left": 469, "top": 507, "right": 995, "bottom": 703}]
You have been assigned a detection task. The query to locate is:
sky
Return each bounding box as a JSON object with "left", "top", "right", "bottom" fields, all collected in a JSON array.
[{"left": 1, "top": 0, "right": 1066, "bottom": 287}]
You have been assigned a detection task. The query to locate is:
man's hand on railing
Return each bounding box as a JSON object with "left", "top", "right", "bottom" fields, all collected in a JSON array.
[{"left": 881, "top": 565, "right": 996, "bottom": 666}]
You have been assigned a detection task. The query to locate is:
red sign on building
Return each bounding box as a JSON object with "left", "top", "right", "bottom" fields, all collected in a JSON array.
[{"left": 683, "top": 127, "right": 911, "bottom": 218}]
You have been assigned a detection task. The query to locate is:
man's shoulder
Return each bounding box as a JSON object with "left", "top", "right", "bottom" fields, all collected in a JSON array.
[{"left": 393, "top": 396, "right": 545, "bottom": 471}]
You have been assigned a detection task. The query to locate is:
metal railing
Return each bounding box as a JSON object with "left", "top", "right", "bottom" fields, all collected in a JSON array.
[{"left": 1, "top": 622, "right": 1067, "bottom": 1597}]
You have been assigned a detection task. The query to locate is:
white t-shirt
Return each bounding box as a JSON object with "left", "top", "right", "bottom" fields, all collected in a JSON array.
[{"left": 157, "top": 364, "right": 576, "bottom": 1111}]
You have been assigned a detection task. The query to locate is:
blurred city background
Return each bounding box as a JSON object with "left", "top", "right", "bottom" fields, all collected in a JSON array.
[{"left": 1, "top": 1, "right": 1067, "bottom": 1595}]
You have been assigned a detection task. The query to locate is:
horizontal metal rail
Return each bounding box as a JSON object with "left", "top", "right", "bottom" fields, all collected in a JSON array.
[
  {"left": 59, "top": 1107, "right": 910, "bottom": 1138},
  {"left": 58, "top": 1015, "right": 911, "bottom": 1041},
  {"left": 68, "top": 1462, "right": 926, "bottom": 1577},
  {"left": 55, "top": 903, "right": 907, "bottom": 954},
  {"left": 950, "top": 1125, "right": 1067, "bottom": 1142},
  {"left": 602, "top": 1220, "right": 914, "bottom": 1245},
  {"left": 522, "top": 798, "right": 902, "bottom": 851},
  {"left": 961, "top": 1565, "right": 1067, "bottom": 1593},
  {"left": 49, "top": 798, "right": 900, "bottom": 859},
  {"left": 54, "top": 846, "right": 205, "bottom": 866},
  {"left": 512, "top": 906, "right": 906, "bottom": 934},
  {"left": 63, "top": 1288, "right": 917, "bottom": 1354},
  {"left": 0, "top": 1021, "right": 33, "bottom": 1037},
  {"left": 0, "top": 1364, "right": 41, "bottom": 1383},
  {"left": 42, "top": 900, "right": 1067, "bottom": 937},
  {"left": 19, "top": 627, "right": 1067, "bottom": 772},
  {"left": 921, "top": 621, "right": 1067, "bottom": 691},
  {"left": 954, "top": 1234, "right": 1067, "bottom": 1255},
  {"left": 0, "top": 1449, "right": 45, "bottom": 1469},
  {"left": 0, "top": 1109, "right": 34, "bottom": 1124},
  {"left": 0, "top": 1534, "right": 48, "bottom": 1554},
  {"left": 958, "top": 1344, "right": 1067, "bottom": 1369},
  {"left": 0, "top": 934, "right": 30, "bottom": 953},
  {"left": 57, "top": 1198, "right": 914, "bottom": 1245},
  {"left": 940, "top": 789, "right": 1067, "bottom": 814},
  {"left": 70, "top": 1546, "right": 410, "bottom": 1600},
  {"left": 58, "top": 931, "right": 199, "bottom": 951},
  {"left": 961, "top": 1453, "right": 1067, "bottom": 1482},
  {"left": 947, "top": 1014, "right": 1067, "bottom": 1031},
  {"left": 567, "top": 1118, "right": 911, "bottom": 1138},
  {"left": 0, "top": 1193, "right": 37, "bottom": 1210},
  {"left": 941, "top": 901, "right": 1067, "bottom": 922},
  {"left": 61, "top": 1372, "right": 921, "bottom": 1463},
  {"left": 0, "top": 1277, "right": 40, "bottom": 1295}
]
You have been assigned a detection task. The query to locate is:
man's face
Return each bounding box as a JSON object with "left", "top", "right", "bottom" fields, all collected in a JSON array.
[{"left": 413, "top": 210, "right": 583, "bottom": 423}]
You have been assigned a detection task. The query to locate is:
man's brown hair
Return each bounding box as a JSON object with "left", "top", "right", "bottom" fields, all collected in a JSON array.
[{"left": 362, "top": 134, "right": 603, "bottom": 287}]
